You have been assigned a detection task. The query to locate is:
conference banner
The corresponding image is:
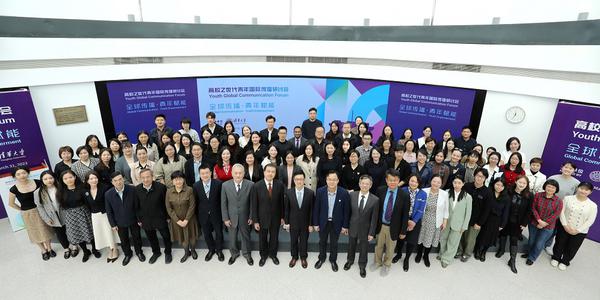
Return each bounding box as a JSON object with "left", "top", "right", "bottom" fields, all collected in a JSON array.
[
  {"left": 107, "top": 78, "right": 201, "bottom": 140},
  {"left": 107, "top": 76, "right": 478, "bottom": 142},
  {"left": 541, "top": 101, "right": 600, "bottom": 242},
  {"left": 0, "top": 89, "right": 50, "bottom": 231}
]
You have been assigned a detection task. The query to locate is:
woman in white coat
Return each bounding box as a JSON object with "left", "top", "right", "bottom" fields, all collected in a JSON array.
[{"left": 415, "top": 175, "right": 449, "bottom": 267}]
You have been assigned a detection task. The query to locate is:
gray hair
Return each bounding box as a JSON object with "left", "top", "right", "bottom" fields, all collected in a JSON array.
[{"left": 232, "top": 163, "right": 245, "bottom": 172}]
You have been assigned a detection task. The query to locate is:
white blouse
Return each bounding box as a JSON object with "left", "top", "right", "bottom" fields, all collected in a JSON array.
[{"left": 560, "top": 195, "right": 598, "bottom": 234}]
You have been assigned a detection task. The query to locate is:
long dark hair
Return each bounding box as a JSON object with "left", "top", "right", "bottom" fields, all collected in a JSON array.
[
  {"left": 85, "top": 134, "right": 105, "bottom": 150},
  {"left": 448, "top": 175, "right": 467, "bottom": 202},
  {"left": 97, "top": 148, "right": 114, "bottom": 169},
  {"left": 509, "top": 175, "right": 531, "bottom": 199},
  {"left": 136, "top": 130, "right": 154, "bottom": 147},
  {"left": 216, "top": 146, "right": 233, "bottom": 168},
  {"left": 162, "top": 142, "right": 181, "bottom": 164},
  {"left": 506, "top": 152, "right": 524, "bottom": 174},
  {"left": 56, "top": 169, "right": 83, "bottom": 207},
  {"left": 38, "top": 170, "right": 59, "bottom": 205}
]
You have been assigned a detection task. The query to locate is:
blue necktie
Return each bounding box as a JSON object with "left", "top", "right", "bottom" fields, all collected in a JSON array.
[{"left": 385, "top": 191, "right": 394, "bottom": 222}]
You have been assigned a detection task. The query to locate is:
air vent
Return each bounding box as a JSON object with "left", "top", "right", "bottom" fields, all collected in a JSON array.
[
  {"left": 113, "top": 57, "right": 164, "bottom": 64},
  {"left": 266, "top": 56, "right": 306, "bottom": 63},
  {"left": 308, "top": 57, "right": 347, "bottom": 64},
  {"left": 432, "top": 63, "right": 481, "bottom": 72}
]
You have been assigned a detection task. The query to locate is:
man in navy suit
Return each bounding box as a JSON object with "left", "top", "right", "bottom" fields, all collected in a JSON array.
[
  {"left": 192, "top": 164, "right": 224, "bottom": 262},
  {"left": 105, "top": 171, "right": 146, "bottom": 266},
  {"left": 312, "top": 170, "right": 350, "bottom": 272}
]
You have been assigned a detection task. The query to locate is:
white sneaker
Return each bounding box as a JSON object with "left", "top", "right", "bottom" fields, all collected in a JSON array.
[
  {"left": 550, "top": 259, "right": 559, "bottom": 267},
  {"left": 545, "top": 247, "right": 553, "bottom": 256},
  {"left": 558, "top": 263, "right": 567, "bottom": 271}
]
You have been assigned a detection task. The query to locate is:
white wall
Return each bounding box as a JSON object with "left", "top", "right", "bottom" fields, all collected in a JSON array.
[
  {"left": 28, "top": 83, "right": 106, "bottom": 167},
  {"left": 476, "top": 91, "right": 559, "bottom": 161},
  {"left": 1, "top": 0, "right": 598, "bottom": 25}
]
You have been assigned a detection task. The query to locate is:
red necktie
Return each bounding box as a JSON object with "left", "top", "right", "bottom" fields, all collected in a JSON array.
[{"left": 268, "top": 182, "right": 272, "bottom": 197}]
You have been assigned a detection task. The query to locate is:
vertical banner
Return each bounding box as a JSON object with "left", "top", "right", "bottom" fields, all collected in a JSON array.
[
  {"left": 541, "top": 101, "right": 600, "bottom": 242},
  {"left": 107, "top": 78, "right": 200, "bottom": 140},
  {"left": 0, "top": 89, "right": 50, "bottom": 231}
]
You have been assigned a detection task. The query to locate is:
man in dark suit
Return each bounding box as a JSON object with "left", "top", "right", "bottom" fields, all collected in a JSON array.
[
  {"left": 149, "top": 114, "right": 174, "bottom": 146},
  {"left": 372, "top": 169, "right": 410, "bottom": 276},
  {"left": 344, "top": 175, "right": 380, "bottom": 278},
  {"left": 312, "top": 170, "right": 350, "bottom": 272},
  {"left": 221, "top": 164, "right": 254, "bottom": 265},
  {"left": 192, "top": 164, "right": 225, "bottom": 262},
  {"left": 105, "top": 171, "right": 145, "bottom": 266},
  {"left": 184, "top": 143, "right": 204, "bottom": 186},
  {"left": 334, "top": 122, "right": 359, "bottom": 150},
  {"left": 288, "top": 126, "right": 307, "bottom": 157},
  {"left": 283, "top": 171, "right": 315, "bottom": 268},
  {"left": 251, "top": 163, "right": 285, "bottom": 266},
  {"left": 134, "top": 169, "right": 172, "bottom": 264},
  {"left": 259, "top": 115, "right": 277, "bottom": 145},
  {"left": 200, "top": 111, "right": 225, "bottom": 140},
  {"left": 273, "top": 126, "right": 292, "bottom": 161}
]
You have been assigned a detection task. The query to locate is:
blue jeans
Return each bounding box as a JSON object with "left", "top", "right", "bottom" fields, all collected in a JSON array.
[
  {"left": 528, "top": 226, "right": 554, "bottom": 261},
  {"left": 544, "top": 229, "right": 556, "bottom": 248}
]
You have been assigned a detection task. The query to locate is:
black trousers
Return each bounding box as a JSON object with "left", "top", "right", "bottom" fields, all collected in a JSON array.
[
  {"left": 290, "top": 228, "right": 309, "bottom": 259},
  {"left": 259, "top": 223, "right": 280, "bottom": 258},
  {"left": 552, "top": 224, "right": 586, "bottom": 266},
  {"left": 117, "top": 224, "right": 143, "bottom": 257},
  {"left": 145, "top": 226, "right": 172, "bottom": 255},
  {"left": 53, "top": 225, "right": 70, "bottom": 249},
  {"left": 347, "top": 235, "right": 369, "bottom": 267},
  {"left": 318, "top": 221, "right": 340, "bottom": 262},
  {"left": 201, "top": 219, "right": 224, "bottom": 251}
]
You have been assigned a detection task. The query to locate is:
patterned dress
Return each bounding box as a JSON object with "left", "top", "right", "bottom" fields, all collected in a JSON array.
[{"left": 418, "top": 192, "right": 442, "bottom": 248}]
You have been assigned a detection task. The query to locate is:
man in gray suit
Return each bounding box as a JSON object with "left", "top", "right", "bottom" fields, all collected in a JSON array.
[
  {"left": 221, "top": 164, "right": 255, "bottom": 265},
  {"left": 288, "top": 126, "right": 308, "bottom": 157},
  {"left": 344, "top": 175, "right": 380, "bottom": 278}
]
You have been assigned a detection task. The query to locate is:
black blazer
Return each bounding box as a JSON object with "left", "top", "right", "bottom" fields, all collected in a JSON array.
[
  {"left": 134, "top": 181, "right": 168, "bottom": 230},
  {"left": 250, "top": 179, "right": 285, "bottom": 229},
  {"left": 184, "top": 157, "right": 204, "bottom": 187},
  {"left": 375, "top": 185, "right": 410, "bottom": 241},
  {"left": 192, "top": 179, "right": 223, "bottom": 225},
  {"left": 244, "top": 164, "right": 264, "bottom": 183},
  {"left": 260, "top": 128, "right": 278, "bottom": 145},
  {"left": 288, "top": 137, "right": 308, "bottom": 157},
  {"left": 284, "top": 187, "right": 315, "bottom": 231},
  {"left": 277, "top": 164, "right": 302, "bottom": 189},
  {"left": 105, "top": 184, "right": 138, "bottom": 228}
]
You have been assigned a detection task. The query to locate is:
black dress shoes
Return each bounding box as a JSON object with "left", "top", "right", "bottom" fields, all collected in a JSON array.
[
  {"left": 180, "top": 251, "right": 190, "bottom": 263},
  {"left": 217, "top": 251, "right": 225, "bottom": 262},
  {"left": 259, "top": 257, "right": 267, "bottom": 267},
  {"left": 360, "top": 267, "right": 367, "bottom": 278},
  {"left": 344, "top": 261, "right": 353, "bottom": 271},
  {"left": 246, "top": 256, "right": 254, "bottom": 266},
  {"left": 392, "top": 254, "right": 402, "bottom": 264},
  {"left": 92, "top": 249, "right": 101, "bottom": 258},
  {"left": 149, "top": 253, "right": 161, "bottom": 264},
  {"left": 82, "top": 252, "right": 91, "bottom": 263},
  {"left": 49, "top": 250, "right": 57, "bottom": 258},
  {"left": 403, "top": 259, "right": 409, "bottom": 272},
  {"left": 331, "top": 262, "right": 339, "bottom": 272},
  {"left": 165, "top": 254, "right": 173, "bottom": 264},
  {"left": 228, "top": 255, "right": 238, "bottom": 265},
  {"left": 314, "top": 260, "right": 324, "bottom": 269},
  {"left": 205, "top": 250, "right": 215, "bottom": 261},
  {"left": 289, "top": 258, "right": 297, "bottom": 268},
  {"left": 122, "top": 255, "right": 132, "bottom": 266},
  {"left": 42, "top": 252, "right": 50, "bottom": 261},
  {"left": 271, "top": 256, "right": 279, "bottom": 265},
  {"left": 137, "top": 253, "right": 146, "bottom": 262},
  {"left": 191, "top": 249, "right": 198, "bottom": 260}
]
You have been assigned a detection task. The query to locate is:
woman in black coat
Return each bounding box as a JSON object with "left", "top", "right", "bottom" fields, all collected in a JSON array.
[{"left": 495, "top": 175, "right": 532, "bottom": 274}]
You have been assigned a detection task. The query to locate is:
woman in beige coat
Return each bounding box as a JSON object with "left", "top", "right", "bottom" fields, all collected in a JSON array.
[{"left": 153, "top": 143, "right": 186, "bottom": 189}]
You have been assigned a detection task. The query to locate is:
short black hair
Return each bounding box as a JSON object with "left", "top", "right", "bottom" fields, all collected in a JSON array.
[
  {"left": 198, "top": 163, "right": 212, "bottom": 172},
  {"left": 110, "top": 171, "right": 123, "bottom": 180},
  {"left": 170, "top": 171, "right": 186, "bottom": 180},
  {"left": 530, "top": 157, "right": 543, "bottom": 165},
  {"left": 362, "top": 131, "right": 373, "bottom": 138},
  {"left": 265, "top": 115, "right": 276, "bottom": 122},
  {"left": 154, "top": 114, "right": 166, "bottom": 120},
  {"left": 578, "top": 181, "right": 593, "bottom": 191},
  {"left": 461, "top": 126, "right": 472, "bottom": 131},
  {"left": 181, "top": 117, "right": 191, "bottom": 125},
  {"left": 278, "top": 126, "right": 287, "bottom": 132},
  {"left": 205, "top": 111, "right": 216, "bottom": 119},
  {"left": 293, "top": 126, "right": 302, "bottom": 131},
  {"left": 292, "top": 171, "right": 305, "bottom": 179},
  {"left": 562, "top": 161, "right": 577, "bottom": 170},
  {"left": 308, "top": 107, "right": 317, "bottom": 113},
  {"left": 474, "top": 167, "right": 489, "bottom": 179},
  {"left": 394, "top": 144, "right": 406, "bottom": 152},
  {"left": 543, "top": 179, "right": 560, "bottom": 194},
  {"left": 385, "top": 168, "right": 401, "bottom": 179},
  {"left": 326, "top": 170, "right": 339, "bottom": 179},
  {"left": 11, "top": 166, "right": 30, "bottom": 177}
]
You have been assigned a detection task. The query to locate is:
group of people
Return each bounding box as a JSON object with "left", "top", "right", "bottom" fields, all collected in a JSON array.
[{"left": 7, "top": 107, "right": 597, "bottom": 278}]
